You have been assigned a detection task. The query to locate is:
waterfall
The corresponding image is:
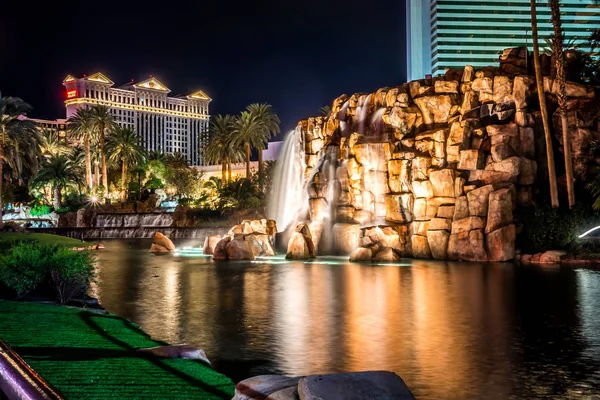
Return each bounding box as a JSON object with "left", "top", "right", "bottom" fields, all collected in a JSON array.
[
  {"left": 268, "top": 128, "right": 307, "bottom": 231},
  {"left": 357, "top": 94, "right": 372, "bottom": 135}
]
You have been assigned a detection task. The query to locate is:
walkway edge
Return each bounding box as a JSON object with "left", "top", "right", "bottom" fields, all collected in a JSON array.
[{"left": 0, "top": 339, "right": 62, "bottom": 400}]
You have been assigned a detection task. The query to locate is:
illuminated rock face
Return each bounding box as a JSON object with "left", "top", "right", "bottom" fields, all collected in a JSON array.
[{"left": 292, "top": 47, "right": 599, "bottom": 262}]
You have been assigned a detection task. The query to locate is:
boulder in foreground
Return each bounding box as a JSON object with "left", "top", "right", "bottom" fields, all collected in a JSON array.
[{"left": 150, "top": 232, "right": 175, "bottom": 253}]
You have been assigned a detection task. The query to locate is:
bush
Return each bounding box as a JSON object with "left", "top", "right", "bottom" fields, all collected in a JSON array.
[
  {"left": 516, "top": 203, "right": 600, "bottom": 253},
  {"left": 48, "top": 247, "right": 96, "bottom": 304},
  {"left": 0, "top": 243, "right": 96, "bottom": 304},
  {"left": 55, "top": 206, "right": 72, "bottom": 214},
  {"left": 30, "top": 204, "right": 52, "bottom": 216},
  {"left": 0, "top": 243, "right": 55, "bottom": 297}
]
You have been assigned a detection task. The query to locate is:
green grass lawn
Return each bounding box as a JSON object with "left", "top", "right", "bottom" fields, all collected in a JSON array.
[
  {"left": 0, "top": 300, "right": 235, "bottom": 399},
  {"left": 0, "top": 233, "right": 94, "bottom": 247}
]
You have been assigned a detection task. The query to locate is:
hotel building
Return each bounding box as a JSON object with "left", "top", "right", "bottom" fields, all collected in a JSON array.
[
  {"left": 406, "top": 0, "right": 600, "bottom": 80},
  {"left": 63, "top": 73, "right": 211, "bottom": 166}
]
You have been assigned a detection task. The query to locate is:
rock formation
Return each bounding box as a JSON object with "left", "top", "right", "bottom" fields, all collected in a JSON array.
[
  {"left": 150, "top": 232, "right": 176, "bottom": 253},
  {"left": 289, "top": 47, "right": 599, "bottom": 262},
  {"left": 212, "top": 219, "right": 277, "bottom": 261}
]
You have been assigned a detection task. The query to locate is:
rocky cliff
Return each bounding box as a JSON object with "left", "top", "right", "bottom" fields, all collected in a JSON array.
[{"left": 294, "top": 47, "right": 600, "bottom": 262}]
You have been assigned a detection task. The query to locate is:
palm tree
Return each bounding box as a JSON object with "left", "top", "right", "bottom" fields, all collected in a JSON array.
[
  {"left": 39, "top": 128, "right": 68, "bottom": 158},
  {"left": 88, "top": 105, "right": 116, "bottom": 196},
  {"left": 33, "top": 155, "right": 83, "bottom": 209},
  {"left": 106, "top": 127, "right": 146, "bottom": 202},
  {"left": 165, "top": 152, "right": 189, "bottom": 169},
  {"left": 234, "top": 111, "right": 263, "bottom": 179},
  {"left": 0, "top": 97, "right": 41, "bottom": 228},
  {"left": 246, "top": 103, "right": 281, "bottom": 186},
  {"left": 530, "top": 0, "right": 559, "bottom": 207},
  {"left": 319, "top": 105, "right": 332, "bottom": 117},
  {"left": 204, "top": 114, "right": 241, "bottom": 185},
  {"left": 549, "top": 0, "right": 575, "bottom": 208},
  {"left": 147, "top": 149, "right": 167, "bottom": 163},
  {"left": 67, "top": 107, "right": 95, "bottom": 190}
]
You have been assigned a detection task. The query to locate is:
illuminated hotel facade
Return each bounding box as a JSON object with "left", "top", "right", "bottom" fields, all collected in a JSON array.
[
  {"left": 62, "top": 73, "right": 211, "bottom": 166},
  {"left": 406, "top": 0, "right": 600, "bottom": 80}
]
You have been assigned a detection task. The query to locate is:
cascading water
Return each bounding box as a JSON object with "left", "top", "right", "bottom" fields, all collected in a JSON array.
[{"left": 267, "top": 127, "right": 307, "bottom": 231}]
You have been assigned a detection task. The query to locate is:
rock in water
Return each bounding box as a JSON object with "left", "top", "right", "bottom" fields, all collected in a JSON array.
[
  {"left": 202, "top": 235, "right": 222, "bottom": 255},
  {"left": 213, "top": 237, "right": 231, "bottom": 260},
  {"left": 137, "top": 345, "right": 211, "bottom": 366},
  {"left": 372, "top": 247, "right": 402, "bottom": 262},
  {"left": 349, "top": 247, "right": 373, "bottom": 262},
  {"left": 226, "top": 238, "right": 255, "bottom": 260},
  {"left": 286, "top": 232, "right": 312, "bottom": 260},
  {"left": 298, "top": 371, "right": 415, "bottom": 400},
  {"left": 234, "top": 375, "right": 303, "bottom": 400},
  {"left": 150, "top": 232, "right": 175, "bottom": 253}
]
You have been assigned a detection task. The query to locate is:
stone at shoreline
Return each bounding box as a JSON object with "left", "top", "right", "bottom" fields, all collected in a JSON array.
[
  {"left": 213, "top": 237, "right": 231, "bottom": 260},
  {"left": 486, "top": 224, "right": 516, "bottom": 262},
  {"left": 226, "top": 238, "right": 255, "bottom": 260},
  {"left": 372, "top": 247, "right": 402, "bottom": 262},
  {"left": 150, "top": 232, "right": 175, "bottom": 253},
  {"left": 349, "top": 247, "right": 373, "bottom": 262},
  {"left": 298, "top": 371, "right": 415, "bottom": 400},
  {"left": 333, "top": 223, "right": 360, "bottom": 255},
  {"left": 137, "top": 345, "right": 211, "bottom": 365},
  {"left": 286, "top": 232, "right": 312, "bottom": 260},
  {"left": 202, "top": 235, "right": 222, "bottom": 255},
  {"left": 233, "top": 375, "right": 304, "bottom": 400},
  {"left": 539, "top": 250, "right": 567, "bottom": 264}
]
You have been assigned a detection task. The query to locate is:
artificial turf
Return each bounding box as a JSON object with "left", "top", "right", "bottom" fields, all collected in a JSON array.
[
  {"left": 0, "top": 232, "right": 95, "bottom": 248},
  {"left": 0, "top": 300, "right": 235, "bottom": 399}
]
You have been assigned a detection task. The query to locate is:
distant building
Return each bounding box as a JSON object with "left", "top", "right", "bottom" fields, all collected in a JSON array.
[
  {"left": 28, "top": 118, "right": 69, "bottom": 142},
  {"left": 62, "top": 73, "right": 211, "bottom": 165},
  {"left": 406, "top": 0, "right": 600, "bottom": 80},
  {"left": 263, "top": 141, "right": 283, "bottom": 161}
]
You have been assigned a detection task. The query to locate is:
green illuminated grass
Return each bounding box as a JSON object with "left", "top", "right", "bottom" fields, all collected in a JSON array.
[
  {"left": 0, "top": 233, "right": 94, "bottom": 247},
  {"left": 0, "top": 300, "right": 235, "bottom": 399}
]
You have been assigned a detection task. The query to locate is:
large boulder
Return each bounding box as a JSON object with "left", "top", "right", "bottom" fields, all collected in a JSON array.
[
  {"left": 234, "top": 375, "right": 303, "bottom": 400},
  {"left": 429, "top": 170, "right": 456, "bottom": 197},
  {"left": 286, "top": 232, "right": 312, "bottom": 260},
  {"left": 202, "top": 235, "right": 222, "bottom": 255},
  {"left": 298, "top": 371, "right": 415, "bottom": 400},
  {"left": 150, "top": 232, "right": 175, "bottom": 253},
  {"left": 486, "top": 188, "right": 513, "bottom": 233},
  {"left": 372, "top": 247, "right": 402, "bottom": 262},
  {"left": 539, "top": 250, "right": 567, "bottom": 264},
  {"left": 349, "top": 247, "right": 373, "bottom": 262},
  {"left": 447, "top": 229, "right": 487, "bottom": 261},
  {"left": 467, "top": 185, "right": 494, "bottom": 217},
  {"left": 333, "top": 223, "right": 360, "bottom": 255},
  {"left": 226, "top": 238, "right": 255, "bottom": 260},
  {"left": 213, "top": 237, "right": 231, "bottom": 260},
  {"left": 486, "top": 224, "right": 515, "bottom": 262},
  {"left": 385, "top": 194, "right": 414, "bottom": 223},
  {"left": 296, "top": 223, "right": 316, "bottom": 257},
  {"left": 427, "top": 230, "right": 450, "bottom": 260},
  {"left": 411, "top": 235, "right": 431, "bottom": 259}
]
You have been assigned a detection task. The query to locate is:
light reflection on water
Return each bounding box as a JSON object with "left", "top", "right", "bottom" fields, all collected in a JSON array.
[{"left": 93, "top": 239, "right": 600, "bottom": 399}]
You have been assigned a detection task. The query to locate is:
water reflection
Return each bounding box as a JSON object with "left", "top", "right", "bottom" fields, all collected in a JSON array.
[{"left": 94, "top": 240, "right": 600, "bottom": 399}]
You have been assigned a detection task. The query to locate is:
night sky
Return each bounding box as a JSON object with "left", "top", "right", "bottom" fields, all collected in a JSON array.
[{"left": 0, "top": 0, "right": 407, "bottom": 138}]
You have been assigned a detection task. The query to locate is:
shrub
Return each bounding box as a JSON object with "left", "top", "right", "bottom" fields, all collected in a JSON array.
[
  {"left": 30, "top": 204, "right": 52, "bottom": 216},
  {"left": 55, "top": 206, "right": 72, "bottom": 214},
  {"left": 516, "top": 203, "right": 600, "bottom": 253},
  {"left": 48, "top": 247, "right": 96, "bottom": 304},
  {"left": 0, "top": 243, "right": 96, "bottom": 304},
  {"left": 0, "top": 243, "right": 55, "bottom": 298}
]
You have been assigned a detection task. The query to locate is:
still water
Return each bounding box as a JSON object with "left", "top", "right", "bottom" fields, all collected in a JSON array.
[{"left": 93, "top": 240, "right": 600, "bottom": 399}]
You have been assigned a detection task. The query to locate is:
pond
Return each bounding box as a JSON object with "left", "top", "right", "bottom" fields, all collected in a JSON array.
[{"left": 93, "top": 239, "right": 600, "bottom": 399}]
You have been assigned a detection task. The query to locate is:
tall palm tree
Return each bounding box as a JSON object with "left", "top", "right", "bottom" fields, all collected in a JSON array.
[
  {"left": 147, "top": 149, "right": 167, "bottom": 163},
  {"left": 165, "top": 151, "right": 189, "bottom": 169},
  {"left": 39, "top": 128, "right": 68, "bottom": 158},
  {"left": 67, "top": 107, "right": 95, "bottom": 190},
  {"left": 88, "top": 105, "right": 116, "bottom": 196},
  {"left": 33, "top": 155, "right": 83, "bottom": 209},
  {"left": 204, "top": 114, "right": 241, "bottom": 185},
  {"left": 246, "top": 103, "right": 281, "bottom": 186},
  {"left": 550, "top": 0, "right": 575, "bottom": 208},
  {"left": 530, "top": 0, "right": 559, "bottom": 207},
  {"left": 106, "top": 127, "right": 146, "bottom": 202},
  {"left": 234, "top": 111, "right": 263, "bottom": 179},
  {"left": 0, "top": 97, "right": 41, "bottom": 228}
]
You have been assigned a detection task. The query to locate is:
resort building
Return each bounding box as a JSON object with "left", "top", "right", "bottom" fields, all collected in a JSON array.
[
  {"left": 62, "top": 73, "right": 211, "bottom": 166},
  {"left": 28, "top": 118, "right": 69, "bottom": 143},
  {"left": 406, "top": 0, "right": 600, "bottom": 80}
]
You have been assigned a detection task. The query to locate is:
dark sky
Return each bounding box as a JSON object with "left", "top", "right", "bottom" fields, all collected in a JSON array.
[{"left": 0, "top": 0, "right": 407, "bottom": 138}]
